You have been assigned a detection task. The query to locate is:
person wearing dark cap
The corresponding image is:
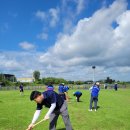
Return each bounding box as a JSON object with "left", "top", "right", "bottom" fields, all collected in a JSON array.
[
  {"left": 73, "top": 91, "right": 82, "bottom": 102},
  {"left": 46, "top": 82, "right": 54, "bottom": 91},
  {"left": 27, "top": 90, "right": 73, "bottom": 130}
]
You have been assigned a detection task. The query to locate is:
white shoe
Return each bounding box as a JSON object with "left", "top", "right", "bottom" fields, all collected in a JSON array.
[
  {"left": 88, "top": 109, "right": 92, "bottom": 111},
  {"left": 95, "top": 109, "right": 97, "bottom": 111}
]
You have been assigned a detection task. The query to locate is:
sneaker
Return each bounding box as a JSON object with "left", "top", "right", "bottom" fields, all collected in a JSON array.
[
  {"left": 95, "top": 109, "right": 97, "bottom": 111},
  {"left": 88, "top": 109, "right": 92, "bottom": 111}
]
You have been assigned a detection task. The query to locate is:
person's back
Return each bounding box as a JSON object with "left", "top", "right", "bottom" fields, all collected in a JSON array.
[
  {"left": 74, "top": 91, "right": 82, "bottom": 96},
  {"left": 46, "top": 84, "right": 54, "bottom": 91},
  {"left": 89, "top": 82, "right": 100, "bottom": 111},
  {"left": 37, "top": 90, "right": 64, "bottom": 110},
  {"left": 114, "top": 83, "right": 118, "bottom": 91},
  {"left": 73, "top": 91, "right": 82, "bottom": 102},
  {"left": 58, "top": 84, "right": 65, "bottom": 93},
  {"left": 91, "top": 85, "right": 100, "bottom": 97},
  {"left": 64, "top": 86, "right": 69, "bottom": 92},
  {"left": 19, "top": 84, "right": 24, "bottom": 95},
  {"left": 58, "top": 83, "right": 66, "bottom": 100}
]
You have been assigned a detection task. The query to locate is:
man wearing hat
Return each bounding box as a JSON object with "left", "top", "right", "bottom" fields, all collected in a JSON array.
[
  {"left": 89, "top": 82, "right": 100, "bottom": 111},
  {"left": 27, "top": 90, "right": 73, "bottom": 130},
  {"left": 46, "top": 82, "right": 54, "bottom": 91}
]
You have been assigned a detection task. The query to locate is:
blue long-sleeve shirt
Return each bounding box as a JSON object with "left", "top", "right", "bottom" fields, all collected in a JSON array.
[
  {"left": 91, "top": 85, "right": 100, "bottom": 97},
  {"left": 58, "top": 84, "right": 65, "bottom": 93}
]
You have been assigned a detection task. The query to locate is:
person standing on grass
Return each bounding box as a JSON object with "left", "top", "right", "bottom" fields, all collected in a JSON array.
[
  {"left": 114, "top": 83, "right": 118, "bottom": 91},
  {"left": 89, "top": 82, "right": 100, "bottom": 111},
  {"left": 104, "top": 83, "right": 108, "bottom": 89},
  {"left": 73, "top": 91, "right": 82, "bottom": 102},
  {"left": 19, "top": 84, "right": 24, "bottom": 95},
  {"left": 64, "top": 85, "right": 70, "bottom": 101},
  {"left": 58, "top": 83, "right": 66, "bottom": 100},
  {"left": 27, "top": 90, "right": 73, "bottom": 130}
]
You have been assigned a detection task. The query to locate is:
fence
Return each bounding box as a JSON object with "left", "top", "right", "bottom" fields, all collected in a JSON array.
[{"left": 0, "top": 84, "right": 128, "bottom": 91}]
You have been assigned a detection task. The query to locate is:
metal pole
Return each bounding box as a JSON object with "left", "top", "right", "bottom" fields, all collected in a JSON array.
[{"left": 92, "top": 66, "right": 96, "bottom": 83}]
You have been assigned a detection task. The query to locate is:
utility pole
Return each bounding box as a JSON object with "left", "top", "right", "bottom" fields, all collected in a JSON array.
[{"left": 92, "top": 66, "right": 96, "bottom": 83}]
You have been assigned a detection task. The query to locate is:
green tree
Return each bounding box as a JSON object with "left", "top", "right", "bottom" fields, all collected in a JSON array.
[{"left": 33, "top": 70, "right": 40, "bottom": 81}]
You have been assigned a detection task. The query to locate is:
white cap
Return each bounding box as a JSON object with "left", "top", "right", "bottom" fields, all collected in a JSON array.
[
  {"left": 96, "top": 82, "right": 100, "bottom": 85},
  {"left": 61, "top": 83, "right": 64, "bottom": 85}
]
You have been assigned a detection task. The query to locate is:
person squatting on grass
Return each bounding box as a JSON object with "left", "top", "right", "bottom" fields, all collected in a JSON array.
[
  {"left": 73, "top": 91, "right": 82, "bottom": 102},
  {"left": 89, "top": 82, "right": 100, "bottom": 111},
  {"left": 27, "top": 90, "right": 73, "bottom": 130}
]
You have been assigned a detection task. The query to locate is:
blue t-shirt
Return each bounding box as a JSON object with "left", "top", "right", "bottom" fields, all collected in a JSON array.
[
  {"left": 19, "top": 85, "right": 23, "bottom": 90},
  {"left": 46, "top": 85, "right": 54, "bottom": 91},
  {"left": 74, "top": 91, "right": 82, "bottom": 96},
  {"left": 64, "top": 86, "right": 69, "bottom": 92},
  {"left": 91, "top": 85, "right": 100, "bottom": 97},
  {"left": 37, "top": 91, "right": 64, "bottom": 110},
  {"left": 58, "top": 84, "right": 65, "bottom": 93}
]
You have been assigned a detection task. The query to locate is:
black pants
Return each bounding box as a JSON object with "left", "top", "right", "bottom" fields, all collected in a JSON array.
[{"left": 76, "top": 93, "right": 82, "bottom": 102}]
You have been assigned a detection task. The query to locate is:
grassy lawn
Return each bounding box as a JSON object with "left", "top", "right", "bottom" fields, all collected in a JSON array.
[{"left": 0, "top": 88, "right": 130, "bottom": 130}]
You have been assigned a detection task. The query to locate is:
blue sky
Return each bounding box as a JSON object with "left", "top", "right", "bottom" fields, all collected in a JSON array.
[{"left": 0, "top": 0, "right": 130, "bottom": 81}]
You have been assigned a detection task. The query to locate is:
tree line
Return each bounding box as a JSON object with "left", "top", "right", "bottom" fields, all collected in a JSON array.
[{"left": 0, "top": 71, "right": 129, "bottom": 87}]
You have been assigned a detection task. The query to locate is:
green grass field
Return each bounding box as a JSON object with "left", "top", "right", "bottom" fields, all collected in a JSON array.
[{"left": 0, "top": 88, "right": 130, "bottom": 130}]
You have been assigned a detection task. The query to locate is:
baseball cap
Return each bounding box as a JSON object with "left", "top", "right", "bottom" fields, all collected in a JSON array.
[{"left": 96, "top": 82, "right": 100, "bottom": 85}]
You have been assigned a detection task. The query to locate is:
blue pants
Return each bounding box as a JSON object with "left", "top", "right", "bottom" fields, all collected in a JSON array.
[{"left": 89, "top": 96, "right": 98, "bottom": 109}]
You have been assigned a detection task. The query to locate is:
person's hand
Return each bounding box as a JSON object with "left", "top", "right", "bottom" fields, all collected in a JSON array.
[
  {"left": 27, "top": 123, "right": 34, "bottom": 130},
  {"left": 43, "top": 115, "right": 49, "bottom": 120}
]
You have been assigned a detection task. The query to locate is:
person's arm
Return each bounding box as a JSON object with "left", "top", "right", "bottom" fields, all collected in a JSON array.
[
  {"left": 89, "top": 86, "right": 93, "bottom": 91},
  {"left": 27, "top": 110, "right": 41, "bottom": 130},
  {"left": 44, "top": 103, "right": 56, "bottom": 120},
  {"left": 31, "top": 110, "right": 41, "bottom": 123}
]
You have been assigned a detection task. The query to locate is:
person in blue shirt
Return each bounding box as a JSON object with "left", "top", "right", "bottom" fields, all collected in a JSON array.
[
  {"left": 114, "top": 83, "right": 118, "bottom": 91},
  {"left": 27, "top": 90, "right": 73, "bottom": 130},
  {"left": 89, "top": 82, "right": 100, "bottom": 111},
  {"left": 46, "top": 83, "right": 54, "bottom": 91},
  {"left": 64, "top": 85, "right": 70, "bottom": 101},
  {"left": 73, "top": 91, "right": 82, "bottom": 102},
  {"left": 19, "top": 84, "right": 24, "bottom": 95},
  {"left": 64, "top": 86, "right": 69, "bottom": 92},
  {"left": 58, "top": 83, "right": 66, "bottom": 100}
]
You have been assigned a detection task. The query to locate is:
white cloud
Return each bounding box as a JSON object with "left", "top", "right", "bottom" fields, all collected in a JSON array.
[
  {"left": 19, "top": 41, "right": 36, "bottom": 50},
  {"left": 35, "top": 8, "right": 59, "bottom": 27},
  {"left": 37, "top": 32, "right": 48, "bottom": 40},
  {"left": 38, "top": 0, "right": 130, "bottom": 80},
  {"left": 35, "top": 10, "right": 46, "bottom": 21},
  {"left": 49, "top": 8, "right": 59, "bottom": 27},
  {"left": 1, "top": 0, "right": 130, "bottom": 81},
  {"left": 76, "top": 0, "right": 86, "bottom": 14}
]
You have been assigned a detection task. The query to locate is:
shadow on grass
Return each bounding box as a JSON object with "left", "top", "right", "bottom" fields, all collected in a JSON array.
[
  {"left": 57, "top": 128, "right": 74, "bottom": 130},
  {"left": 57, "top": 128, "right": 66, "bottom": 130},
  {"left": 92, "top": 106, "right": 100, "bottom": 109}
]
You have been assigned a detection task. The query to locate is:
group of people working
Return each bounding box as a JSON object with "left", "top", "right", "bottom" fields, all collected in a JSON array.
[{"left": 26, "top": 82, "right": 100, "bottom": 130}]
